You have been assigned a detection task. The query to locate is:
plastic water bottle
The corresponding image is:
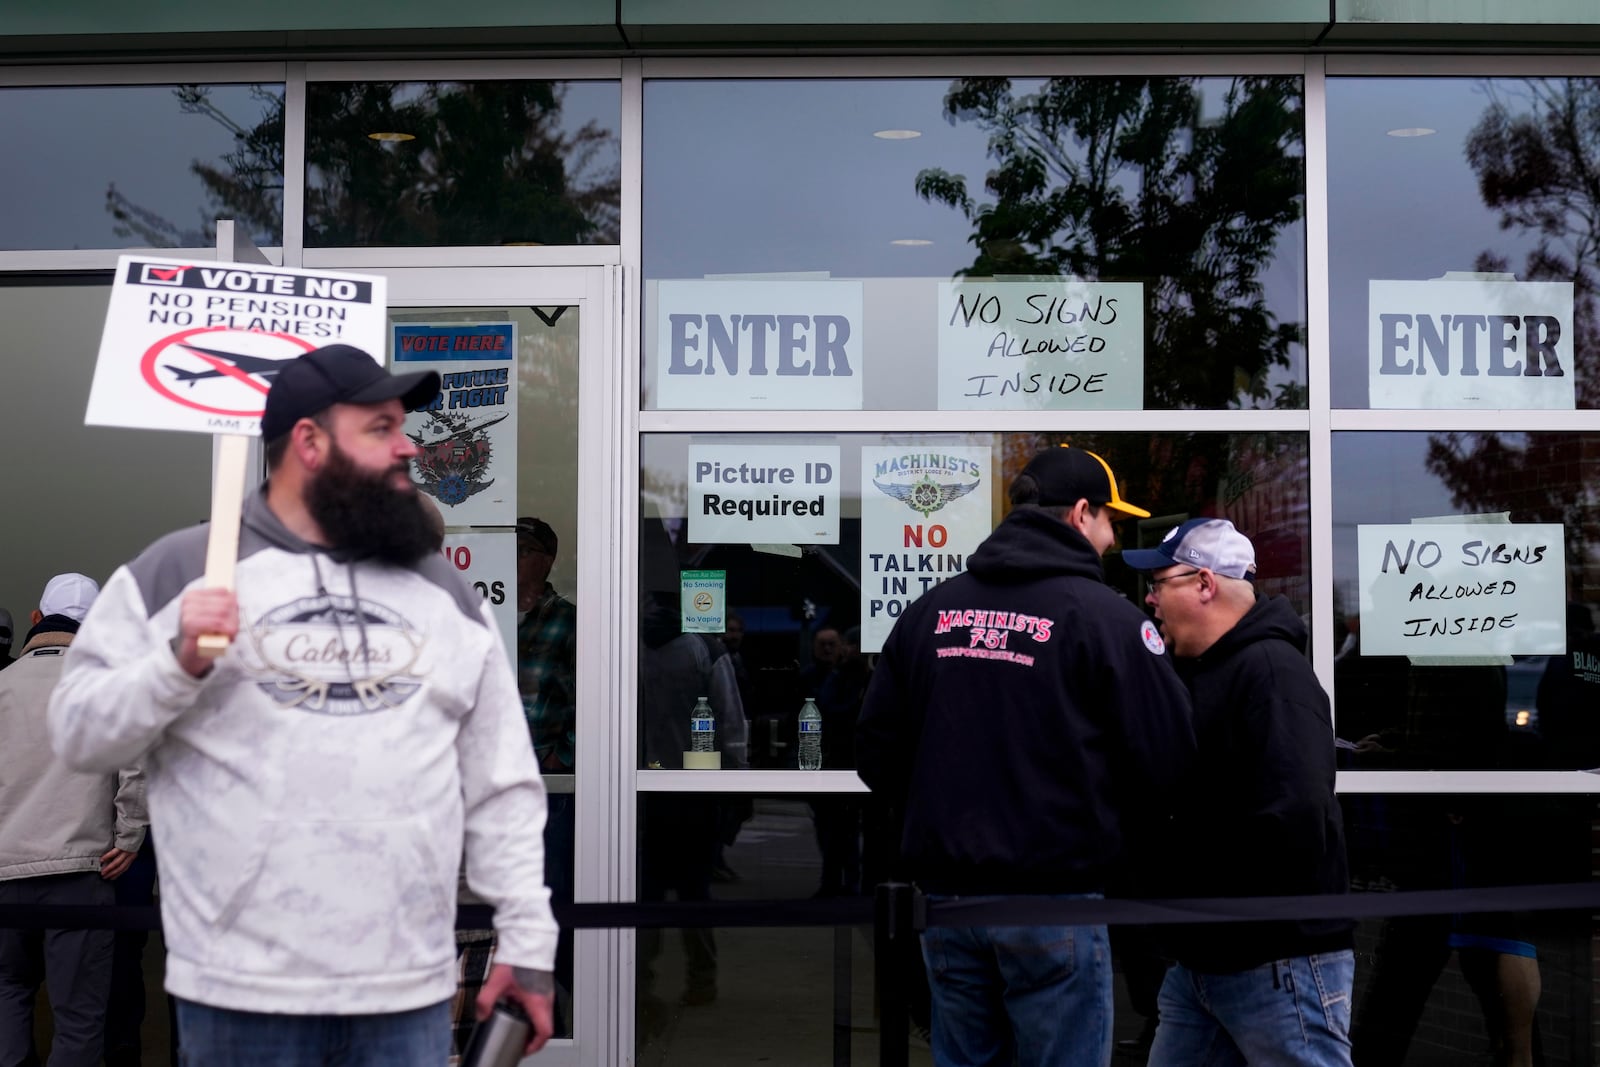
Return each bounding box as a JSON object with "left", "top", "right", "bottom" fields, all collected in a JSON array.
[
  {"left": 798, "top": 697, "right": 823, "bottom": 770},
  {"left": 690, "top": 696, "right": 716, "bottom": 753}
]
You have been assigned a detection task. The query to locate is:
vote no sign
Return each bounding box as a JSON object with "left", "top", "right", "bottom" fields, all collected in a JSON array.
[{"left": 85, "top": 256, "right": 388, "bottom": 435}]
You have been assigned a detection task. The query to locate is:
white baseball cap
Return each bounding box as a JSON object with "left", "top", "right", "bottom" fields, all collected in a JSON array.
[
  {"left": 1122, "top": 518, "right": 1258, "bottom": 581},
  {"left": 40, "top": 573, "right": 100, "bottom": 622}
]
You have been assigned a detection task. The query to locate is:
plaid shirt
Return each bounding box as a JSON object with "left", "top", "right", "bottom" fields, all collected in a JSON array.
[{"left": 518, "top": 585, "right": 577, "bottom": 772}]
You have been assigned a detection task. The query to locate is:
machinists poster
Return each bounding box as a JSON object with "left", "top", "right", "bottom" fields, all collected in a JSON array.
[
  {"left": 393, "top": 322, "right": 518, "bottom": 527},
  {"left": 860, "top": 446, "right": 993, "bottom": 654}
]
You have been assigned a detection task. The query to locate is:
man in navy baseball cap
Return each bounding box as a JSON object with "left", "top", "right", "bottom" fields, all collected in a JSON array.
[
  {"left": 1124, "top": 517, "right": 1354, "bottom": 1067},
  {"left": 261, "top": 344, "right": 438, "bottom": 444},
  {"left": 1121, "top": 517, "right": 1258, "bottom": 582}
]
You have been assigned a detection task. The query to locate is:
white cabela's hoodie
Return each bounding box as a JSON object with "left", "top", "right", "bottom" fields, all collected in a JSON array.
[{"left": 50, "top": 488, "right": 557, "bottom": 1014}]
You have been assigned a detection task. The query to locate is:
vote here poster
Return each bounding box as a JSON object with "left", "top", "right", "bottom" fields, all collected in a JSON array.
[{"left": 393, "top": 322, "right": 518, "bottom": 528}]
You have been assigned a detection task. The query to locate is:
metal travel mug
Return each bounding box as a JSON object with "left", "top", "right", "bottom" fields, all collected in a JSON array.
[{"left": 460, "top": 1000, "right": 531, "bottom": 1067}]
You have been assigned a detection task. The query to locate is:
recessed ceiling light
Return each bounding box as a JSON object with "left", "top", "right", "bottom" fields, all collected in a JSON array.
[
  {"left": 891, "top": 239, "right": 933, "bottom": 246},
  {"left": 1386, "top": 127, "right": 1436, "bottom": 138},
  {"left": 874, "top": 129, "right": 922, "bottom": 140},
  {"left": 367, "top": 131, "right": 416, "bottom": 142}
]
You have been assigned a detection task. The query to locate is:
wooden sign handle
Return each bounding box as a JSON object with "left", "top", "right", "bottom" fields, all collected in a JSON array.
[{"left": 197, "top": 433, "right": 251, "bottom": 657}]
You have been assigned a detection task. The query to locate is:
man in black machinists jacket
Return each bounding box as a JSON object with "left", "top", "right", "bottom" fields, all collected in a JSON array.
[{"left": 857, "top": 446, "right": 1196, "bottom": 1067}]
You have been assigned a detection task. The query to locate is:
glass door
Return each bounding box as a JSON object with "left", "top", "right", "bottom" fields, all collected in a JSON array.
[{"left": 380, "top": 265, "right": 621, "bottom": 1067}]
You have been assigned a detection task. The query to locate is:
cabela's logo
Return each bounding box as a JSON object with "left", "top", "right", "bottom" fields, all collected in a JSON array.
[
  {"left": 409, "top": 410, "right": 508, "bottom": 507},
  {"left": 241, "top": 594, "right": 426, "bottom": 715},
  {"left": 871, "top": 453, "right": 982, "bottom": 517}
]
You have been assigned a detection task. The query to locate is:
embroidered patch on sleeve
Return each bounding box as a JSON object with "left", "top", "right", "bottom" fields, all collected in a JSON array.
[{"left": 1140, "top": 619, "right": 1166, "bottom": 655}]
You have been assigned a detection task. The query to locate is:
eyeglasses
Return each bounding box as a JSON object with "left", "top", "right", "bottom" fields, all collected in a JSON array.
[{"left": 1147, "top": 569, "right": 1202, "bottom": 594}]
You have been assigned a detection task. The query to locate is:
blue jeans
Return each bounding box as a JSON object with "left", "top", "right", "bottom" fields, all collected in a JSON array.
[
  {"left": 920, "top": 898, "right": 1112, "bottom": 1067},
  {"left": 1147, "top": 952, "right": 1355, "bottom": 1067},
  {"left": 175, "top": 999, "right": 451, "bottom": 1067}
]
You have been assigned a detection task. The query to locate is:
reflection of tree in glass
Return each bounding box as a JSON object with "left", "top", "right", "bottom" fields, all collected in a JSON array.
[
  {"left": 915, "top": 76, "right": 1306, "bottom": 410},
  {"left": 1467, "top": 78, "right": 1600, "bottom": 405},
  {"left": 306, "top": 82, "right": 618, "bottom": 246},
  {"left": 106, "top": 85, "right": 284, "bottom": 248},
  {"left": 105, "top": 81, "right": 619, "bottom": 248},
  {"left": 1428, "top": 81, "right": 1600, "bottom": 587}
]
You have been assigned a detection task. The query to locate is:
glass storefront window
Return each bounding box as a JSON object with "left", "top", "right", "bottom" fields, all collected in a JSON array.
[
  {"left": 0, "top": 280, "right": 212, "bottom": 622},
  {"left": 643, "top": 77, "right": 1308, "bottom": 410},
  {"left": 1328, "top": 77, "right": 1600, "bottom": 410},
  {"left": 638, "top": 430, "right": 1310, "bottom": 771},
  {"left": 634, "top": 795, "right": 891, "bottom": 1061},
  {"left": 304, "top": 81, "right": 621, "bottom": 247},
  {"left": 1341, "top": 794, "right": 1596, "bottom": 1064},
  {"left": 1331, "top": 431, "right": 1600, "bottom": 771},
  {"left": 388, "top": 302, "right": 581, "bottom": 1038},
  {"left": 0, "top": 84, "right": 285, "bottom": 250}
]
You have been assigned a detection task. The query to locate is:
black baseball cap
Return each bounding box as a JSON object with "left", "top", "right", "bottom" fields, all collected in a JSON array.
[
  {"left": 261, "top": 344, "right": 440, "bottom": 442},
  {"left": 1016, "top": 446, "right": 1151, "bottom": 519},
  {"left": 516, "top": 517, "right": 558, "bottom": 556}
]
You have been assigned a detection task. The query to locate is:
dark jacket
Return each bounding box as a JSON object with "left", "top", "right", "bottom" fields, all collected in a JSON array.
[
  {"left": 856, "top": 507, "right": 1196, "bottom": 895},
  {"left": 1164, "top": 593, "right": 1354, "bottom": 972}
]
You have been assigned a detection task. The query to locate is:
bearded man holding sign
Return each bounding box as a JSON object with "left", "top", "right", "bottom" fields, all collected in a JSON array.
[{"left": 48, "top": 345, "right": 559, "bottom": 1065}]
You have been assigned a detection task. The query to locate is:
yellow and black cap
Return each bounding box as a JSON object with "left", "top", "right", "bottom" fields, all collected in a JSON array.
[{"left": 1017, "top": 446, "right": 1151, "bottom": 520}]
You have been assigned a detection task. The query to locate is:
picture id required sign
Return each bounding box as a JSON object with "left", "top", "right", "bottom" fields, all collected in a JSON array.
[
  {"left": 687, "top": 445, "right": 840, "bottom": 545},
  {"left": 937, "top": 280, "right": 1144, "bottom": 410},
  {"left": 86, "top": 256, "right": 388, "bottom": 435},
  {"left": 1356, "top": 523, "right": 1565, "bottom": 656}
]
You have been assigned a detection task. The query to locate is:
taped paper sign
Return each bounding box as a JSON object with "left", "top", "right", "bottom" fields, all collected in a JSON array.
[
  {"left": 438, "top": 532, "right": 517, "bottom": 658},
  {"left": 1369, "top": 279, "right": 1576, "bottom": 409},
  {"left": 655, "top": 280, "right": 864, "bottom": 410},
  {"left": 681, "top": 570, "right": 727, "bottom": 634},
  {"left": 687, "top": 444, "right": 840, "bottom": 544},
  {"left": 86, "top": 256, "right": 388, "bottom": 435},
  {"left": 1356, "top": 523, "right": 1566, "bottom": 656},
  {"left": 937, "top": 280, "right": 1144, "bottom": 409}
]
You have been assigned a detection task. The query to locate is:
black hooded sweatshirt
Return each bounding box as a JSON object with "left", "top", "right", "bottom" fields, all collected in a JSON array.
[
  {"left": 856, "top": 507, "right": 1196, "bottom": 895},
  {"left": 1162, "top": 593, "right": 1355, "bottom": 972}
]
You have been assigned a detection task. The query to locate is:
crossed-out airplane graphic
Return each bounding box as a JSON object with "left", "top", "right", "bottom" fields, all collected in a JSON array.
[{"left": 165, "top": 343, "right": 291, "bottom": 386}]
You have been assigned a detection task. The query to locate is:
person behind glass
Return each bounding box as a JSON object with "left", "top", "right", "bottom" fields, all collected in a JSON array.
[
  {"left": 515, "top": 517, "right": 576, "bottom": 775},
  {"left": 798, "top": 624, "right": 842, "bottom": 711},
  {"left": 637, "top": 589, "right": 748, "bottom": 1010},
  {"left": 857, "top": 446, "right": 1197, "bottom": 1067},
  {"left": 0, "top": 573, "right": 146, "bottom": 1067},
  {"left": 1125, "top": 518, "right": 1355, "bottom": 1067},
  {"left": 810, "top": 625, "right": 869, "bottom": 896},
  {"left": 515, "top": 516, "right": 577, "bottom": 1030},
  {"left": 47, "top": 345, "right": 559, "bottom": 1066},
  {"left": 0, "top": 608, "right": 14, "bottom": 670}
]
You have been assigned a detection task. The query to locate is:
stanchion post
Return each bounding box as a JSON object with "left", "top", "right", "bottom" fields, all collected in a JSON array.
[{"left": 875, "top": 882, "right": 915, "bottom": 1067}]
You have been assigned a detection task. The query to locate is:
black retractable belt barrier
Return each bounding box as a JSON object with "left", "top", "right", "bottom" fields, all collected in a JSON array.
[
  {"left": 10, "top": 879, "right": 1600, "bottom": 1067},
  {"left": 12, "top": 881, "right": 1598, "bottom": 933}
]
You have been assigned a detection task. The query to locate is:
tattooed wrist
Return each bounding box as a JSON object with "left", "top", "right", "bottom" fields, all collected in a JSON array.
[{"left": 514, "top": 967, "right": 555, "bottom": 994}]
